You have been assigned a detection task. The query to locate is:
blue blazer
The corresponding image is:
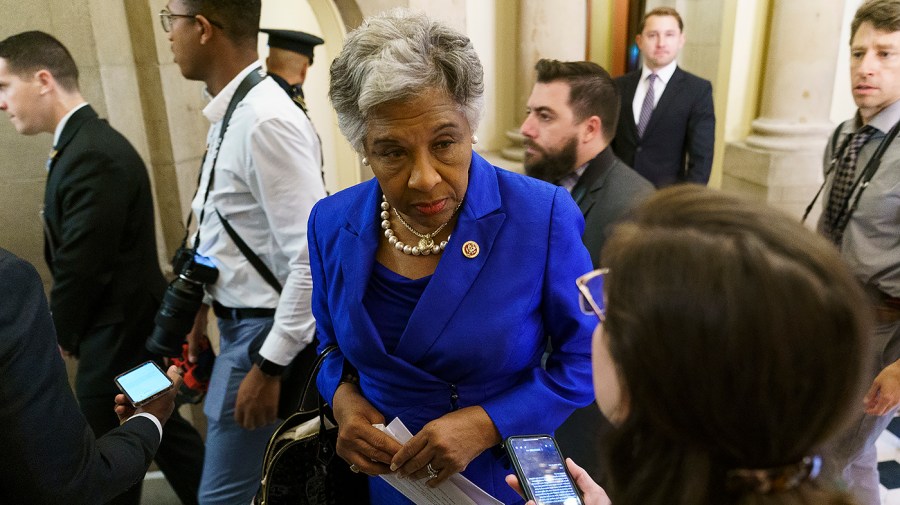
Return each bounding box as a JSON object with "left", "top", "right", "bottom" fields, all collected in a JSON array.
[{"left": 310, "top": 153, "right": 595, "bottom": 503}]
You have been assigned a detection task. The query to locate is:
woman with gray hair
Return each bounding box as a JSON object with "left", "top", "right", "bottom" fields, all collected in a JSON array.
[{"left": 309, "top": 9, "right": 595, "bottom": 504}]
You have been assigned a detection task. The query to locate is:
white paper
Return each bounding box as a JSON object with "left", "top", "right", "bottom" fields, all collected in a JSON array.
[{"left": 374, "top": 418, "right": 503, "bottom": 505}]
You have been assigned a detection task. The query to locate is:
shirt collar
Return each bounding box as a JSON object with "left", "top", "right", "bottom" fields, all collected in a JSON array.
[
  {"left": 860, "top": 99, "right": 900, "bottom": 134},
  {"left": 202, "top": 61, "right": 263, "bottom": 124},
  {"left": 641, "top": 59, "right": 678, "bottom": 84},
  {"left": 53, "top": 102, "right": 89, "bottom": 147},
  {"left": 557, "top": 162, "right": 590, "bottom": 193}
]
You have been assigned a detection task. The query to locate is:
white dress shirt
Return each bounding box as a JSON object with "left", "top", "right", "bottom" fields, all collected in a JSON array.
[
  {"left": 631, "top": 60, "right": 678, "bottom": 124},
  {"left": 192, "top": 62, "right": 326, "bottom": 365}
]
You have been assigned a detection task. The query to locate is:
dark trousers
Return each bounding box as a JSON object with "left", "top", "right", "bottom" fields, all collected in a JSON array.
[{"left": 76, "top": 322, "right": 205, "bottom": 505}]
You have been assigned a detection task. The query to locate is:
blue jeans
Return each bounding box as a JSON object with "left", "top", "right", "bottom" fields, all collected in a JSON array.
[{"left": 198, "top": 316, "right": 279, "bottom": 505}]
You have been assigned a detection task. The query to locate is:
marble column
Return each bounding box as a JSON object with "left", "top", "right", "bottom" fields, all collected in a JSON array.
[
  {"left": 501, "top": 0, "right": 587, "bottom": 164},
  {"left": 722, "top": 1, "right": 845, "bottom": 219}
]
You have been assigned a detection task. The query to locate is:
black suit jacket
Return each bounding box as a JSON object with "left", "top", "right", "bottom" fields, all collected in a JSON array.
[
  {"left": 0, "top": 249, "right": 159, "bottom": 504},
  {"left": 611, "top": 67, "right": 716, "bottom": 188},
  {"left": 42, "top": 105, "right": 165, "bottom": 357},
  {"left": 573, "top": 147, "right": 655, "bottom": 267}
]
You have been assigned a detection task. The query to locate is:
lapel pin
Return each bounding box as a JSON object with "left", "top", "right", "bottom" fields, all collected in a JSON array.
[{"left": 462, "top": 241, "right": 479, "bottom": 259}]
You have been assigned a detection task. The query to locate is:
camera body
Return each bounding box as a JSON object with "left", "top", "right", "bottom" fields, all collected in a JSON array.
[{"left": 146, "top": 247, "right": 219, "bottom": 357}]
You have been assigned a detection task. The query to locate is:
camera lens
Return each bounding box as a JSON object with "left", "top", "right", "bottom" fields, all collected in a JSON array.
[{"left": 146, "top": 277, "right": 205, "bottom": 357}]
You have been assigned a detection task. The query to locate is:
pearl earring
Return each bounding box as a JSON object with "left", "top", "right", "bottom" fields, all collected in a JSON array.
[
  {"left": 362, "top": 157, "right": 369, "bottom": 166},
  {"left": 471, "top": 135, "right": 478, "bottom": 145}
]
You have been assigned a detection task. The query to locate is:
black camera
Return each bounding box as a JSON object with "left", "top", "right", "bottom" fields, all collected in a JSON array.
[{"left": 146, "top": 248, "right": 219, "bottom": 357}]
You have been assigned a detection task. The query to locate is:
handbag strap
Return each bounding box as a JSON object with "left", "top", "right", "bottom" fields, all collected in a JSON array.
[
  {"left": 215, "top": 209, "right": 283, "bottom": 294},
  {"left": 299, "top": 344, "right": 339, "bottom": 413}
]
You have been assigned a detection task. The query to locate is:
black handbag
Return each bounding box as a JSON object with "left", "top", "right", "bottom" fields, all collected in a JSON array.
[{"left": 255, "top": 345, "right": 370, "bottom": 505}]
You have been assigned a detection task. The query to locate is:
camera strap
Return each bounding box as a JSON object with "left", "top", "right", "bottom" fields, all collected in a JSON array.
[
  {"left": 179, "top": 67, "right": 266, "bottom": 251},
  {"left": 216, "top": 208, "right": 282, "bottom": 294},
  {"left": 802, "top": 119, "right": 900, "bottom": 224}
]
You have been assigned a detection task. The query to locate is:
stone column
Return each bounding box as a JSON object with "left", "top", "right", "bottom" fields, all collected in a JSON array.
[
  {"left": 722, "top": 1, "right": 845, "bottom": 219},
  {"left": 501, "top": 0, "right": 587, "bottom": 164}
]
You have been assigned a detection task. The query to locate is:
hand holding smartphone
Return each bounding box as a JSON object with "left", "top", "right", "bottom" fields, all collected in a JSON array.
[
  {"left": 114, "top": 361, "right": 175, "bottom": 407},
  {"left": 506, "top": 435, "right": 584, "bottom": 505}
]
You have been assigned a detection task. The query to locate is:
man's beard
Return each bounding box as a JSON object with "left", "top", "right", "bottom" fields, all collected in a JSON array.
[{"left": 524, "top": 136, "right": 579, "bottom": 184}]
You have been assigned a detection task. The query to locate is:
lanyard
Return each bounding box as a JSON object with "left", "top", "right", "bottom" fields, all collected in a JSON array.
[{"left": 802, "top": 119, "right": 900, "bottom": 224}]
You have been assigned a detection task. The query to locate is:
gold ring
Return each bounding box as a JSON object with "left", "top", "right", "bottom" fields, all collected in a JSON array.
[{"left": 349, "top": 463, "right": 360, "bottom": 473}]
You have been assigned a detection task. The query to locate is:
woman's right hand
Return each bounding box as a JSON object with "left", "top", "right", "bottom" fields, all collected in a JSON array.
[
  {"left": 332, "top": 382, "right": 403, "bottom": 475},
  {"left": 505, "top": 458, "right": 611, "bottom": 505}
]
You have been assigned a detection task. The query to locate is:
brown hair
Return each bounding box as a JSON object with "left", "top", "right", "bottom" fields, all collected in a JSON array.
[
  {"left": 534, "top": 59, "right": 620, "bottom": 140},
  {"left": 598, "top": 185, "right": 870, "bottom": 505},
  {"left": 851, "top": 0, "right": 900, "bottom": 42},
  {"left": 0, "top": 31, "right": 79, "bottom": 91},
  {"left": 638, "top": 7, "right": 684, "bottom": 33}
]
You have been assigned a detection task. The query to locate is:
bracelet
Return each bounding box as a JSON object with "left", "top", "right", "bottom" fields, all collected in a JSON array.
[{"left": 339, "top": 372, "right": 360, "bottom": 387}]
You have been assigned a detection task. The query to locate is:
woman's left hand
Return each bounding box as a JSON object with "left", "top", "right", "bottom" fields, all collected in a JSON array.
[
  {"left": 505, "top": 458, "right": 611, "bottom": 505},
  {"left": 390, "top": 406, "right": 501, "bottom": 486}
]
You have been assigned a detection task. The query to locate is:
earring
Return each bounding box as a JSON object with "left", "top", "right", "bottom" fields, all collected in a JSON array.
[
  {"left": 362, "top": 157, "right": 369, "bottom": 166},
  {"left": 471, "top": 135, "right": 478, "bottom": 145}
]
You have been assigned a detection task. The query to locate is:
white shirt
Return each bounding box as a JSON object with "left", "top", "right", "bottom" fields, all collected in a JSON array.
[
  {"left": 631, "top": 60, "right": 678, "bottom": 124},
  {"left": 192, "top": 62, "right": 326, "bottom": 365}
]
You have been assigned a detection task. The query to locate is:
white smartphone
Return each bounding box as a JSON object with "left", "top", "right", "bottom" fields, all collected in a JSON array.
[
  {"left": 114, "top": 361, "right": 174, "bottom": 407},
  {"left": 506, "top": 435, "right": 585, "bottom": 505}
]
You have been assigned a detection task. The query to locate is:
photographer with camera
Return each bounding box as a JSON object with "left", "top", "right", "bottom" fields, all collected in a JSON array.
[
  {"left": 0, "top": 31, "right": 204, "bottom": 504},
  {"left": 159, "top": 1, "right": 326, "bottom": 503}
]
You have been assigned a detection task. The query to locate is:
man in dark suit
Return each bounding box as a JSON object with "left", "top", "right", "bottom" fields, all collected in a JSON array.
[
  {"left": 520, "top": 59, "right": 654, "bottom": 482},
  {"left": 0, "top": 31, "right": 204, "bottom": 504},
  {"left": 611, "top": 7, "right": 715, "bottom": 188},
  {"left": 521, "top": 59, "right": 654, "bottom": 266},
  {"left": 0, "top": 248, "right": 181, "bottom": 504}
]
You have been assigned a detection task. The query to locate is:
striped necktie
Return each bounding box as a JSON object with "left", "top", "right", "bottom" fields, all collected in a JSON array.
[{"left": 637, "top": 73, "right": 658, "bottom": 137}]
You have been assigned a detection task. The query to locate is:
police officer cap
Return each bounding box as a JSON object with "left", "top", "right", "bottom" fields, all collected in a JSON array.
[{"left": 261, "top": 29, "right": 324, "bottom": 64}]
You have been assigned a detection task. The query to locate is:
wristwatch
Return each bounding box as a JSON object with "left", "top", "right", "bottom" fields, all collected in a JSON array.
[{"left": 255, "top": 356, "right": 286, "bottom": 377}]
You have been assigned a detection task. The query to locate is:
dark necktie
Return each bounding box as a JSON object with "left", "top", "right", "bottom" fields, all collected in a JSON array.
[
  {"left": 637, "top": 73, "right": 658, "bottom": 137},
  {"left": 822, "top": 125, "right": 876, "bottom": 244}
]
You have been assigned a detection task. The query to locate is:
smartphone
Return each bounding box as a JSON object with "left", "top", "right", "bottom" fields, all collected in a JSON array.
[
  {"left": 114, "top": 361, "right": 174, "bottom": 407},
  {"left": 506, "top": 435, "right": 584, "bottom": 505}
]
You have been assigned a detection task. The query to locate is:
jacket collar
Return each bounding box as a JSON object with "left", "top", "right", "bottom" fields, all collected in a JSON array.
[
  {"left": 53, "top": 104, "right": 97, "bottom": 154},
  {"left": 338, "top": 152, "right": 506, "bottom": 364},
  {"left": 574, "top": 146, "right": 619, "bottom": 216}
]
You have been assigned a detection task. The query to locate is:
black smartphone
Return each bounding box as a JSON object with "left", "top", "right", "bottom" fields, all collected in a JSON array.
[
  {"left": 114, "top": 361, "right": 174, "bottom": 407},
  {"left": 506, "top": 434, "right": 585, "bottom": 505}
]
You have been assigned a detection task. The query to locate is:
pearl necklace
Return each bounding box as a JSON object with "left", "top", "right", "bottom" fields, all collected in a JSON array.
[{"left": 380, "top": 195, "right": 460, "bottom": 256}]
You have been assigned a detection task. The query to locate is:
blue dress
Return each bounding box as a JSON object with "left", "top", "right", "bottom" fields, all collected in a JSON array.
[{"left": 310, "top": 152, "right": 596, "bottom": 504}]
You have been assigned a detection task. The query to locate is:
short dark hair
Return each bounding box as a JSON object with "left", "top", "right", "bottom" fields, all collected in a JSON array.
[
  {"left": 638, "top": 7, "right": 684, "bottom": 33},
  {"left": 181, "top": 0, "right": 261, "bottom": 43},
  {"left": 534, "top": 59, "right": 619, "bottom": 140},
  {"left": 851, "top": 0, "right": 900, "bottom": 42},
  {"left": 598, "top": 186, "right": 870, "bottom": 505},
  {"left": 0, "top": 31, "right": 79, "bottom": 91}
]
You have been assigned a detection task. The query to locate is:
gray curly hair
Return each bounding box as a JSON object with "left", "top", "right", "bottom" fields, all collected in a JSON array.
[{"left": 329, "top": 9, "right": 485, "bottom": 152}]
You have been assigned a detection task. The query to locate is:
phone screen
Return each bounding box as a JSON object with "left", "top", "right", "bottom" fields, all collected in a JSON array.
[
  {"left": 507, "top": 435, "right": 584, "bottom": 505},
  {"left": 115, "top": 361, "right": 173, "bottom": 406}
]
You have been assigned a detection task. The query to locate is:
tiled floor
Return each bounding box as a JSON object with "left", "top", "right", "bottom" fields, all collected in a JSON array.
[{"left": 877, "top": 417, "right": 900, "bottom": 504}]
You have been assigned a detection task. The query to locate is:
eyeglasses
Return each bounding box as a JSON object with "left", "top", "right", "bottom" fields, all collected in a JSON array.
[
  {"left": 159, "top": 8, "right": 196, "bottom": 33},
  {"left": 576, "top": 268, "right": 608, "bottom": 321}
]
